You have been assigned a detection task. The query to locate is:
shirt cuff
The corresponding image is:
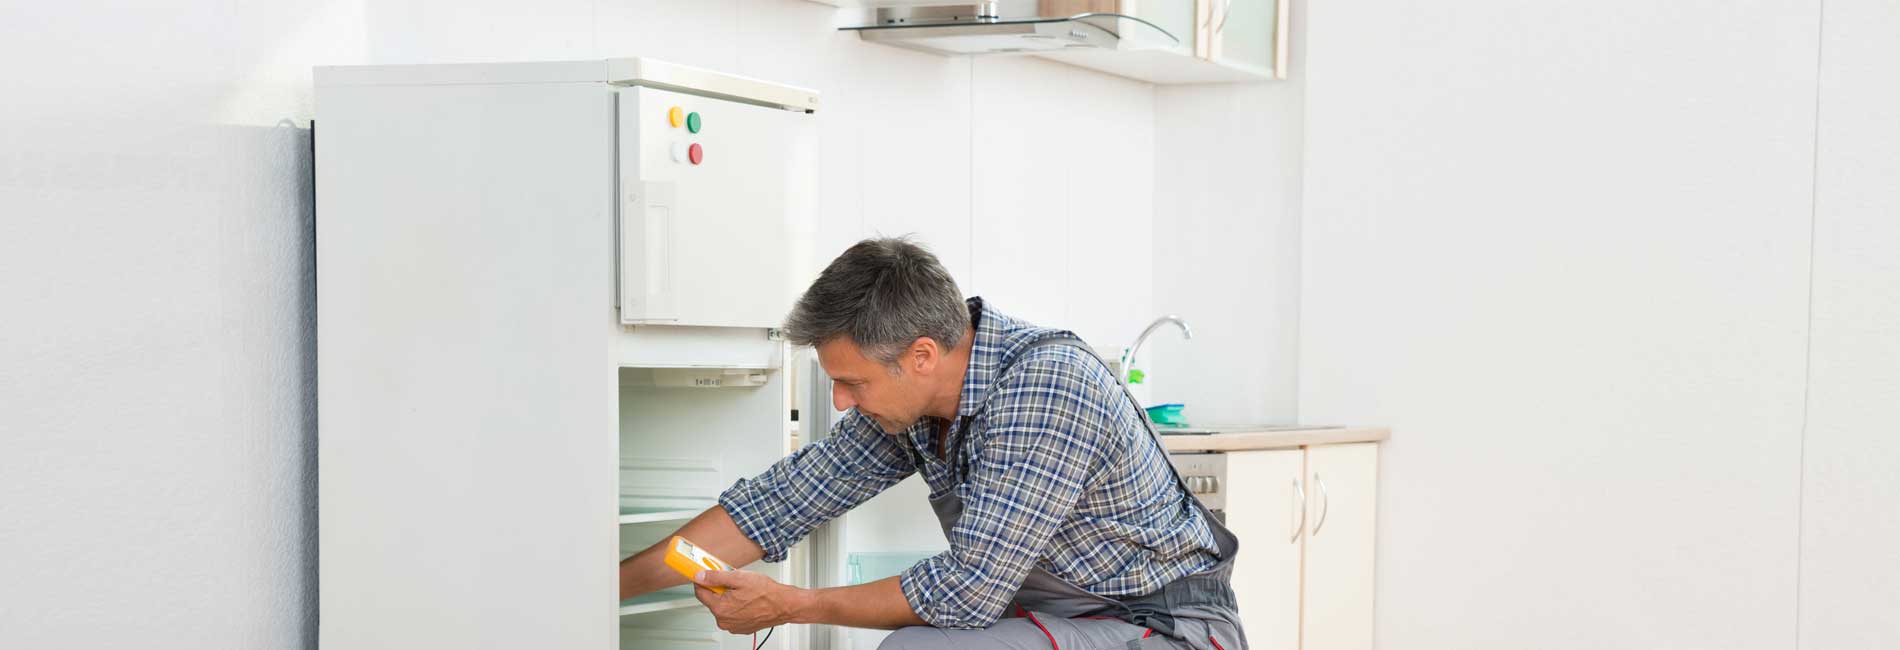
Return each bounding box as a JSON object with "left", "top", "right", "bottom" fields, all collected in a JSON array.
[
  {"left": 899, "top": 553, "right": 996, "bottom": 629},
  {"left": 718, "top": 478, "right": 789, "bottom": 563}
]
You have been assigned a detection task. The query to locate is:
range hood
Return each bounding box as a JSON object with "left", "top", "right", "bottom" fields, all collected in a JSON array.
[{"left": 840, "top": 2, "right": 1179, "bottom": 55}]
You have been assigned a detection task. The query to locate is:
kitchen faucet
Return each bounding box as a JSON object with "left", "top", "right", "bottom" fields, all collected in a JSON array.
[{"left": 1120, "top": 315, "right": 1193, "bottom": 385}]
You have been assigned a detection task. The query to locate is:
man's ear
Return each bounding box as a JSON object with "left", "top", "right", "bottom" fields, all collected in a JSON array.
[{"left": 908, "top": 336, "right": 940, "bottom": 374}]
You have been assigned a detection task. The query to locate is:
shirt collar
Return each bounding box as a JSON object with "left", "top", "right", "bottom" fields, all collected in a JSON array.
[{"left": 955, "top": 296, "right": 1010, "bottom": 419}]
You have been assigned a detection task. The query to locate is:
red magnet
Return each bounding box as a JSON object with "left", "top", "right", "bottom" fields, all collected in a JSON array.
[{"left": 688, "top": 143, "right": 704, "bottom": 165}]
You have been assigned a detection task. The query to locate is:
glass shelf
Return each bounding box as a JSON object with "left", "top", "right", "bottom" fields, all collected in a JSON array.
[
  {"left": 619, "top": 506, "right": 701, "bottom": 525},
  {"left": 618, "top": 586, "right": 699, "bottom": 616}
]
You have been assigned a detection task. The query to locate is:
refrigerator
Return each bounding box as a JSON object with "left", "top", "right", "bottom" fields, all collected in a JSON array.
[{"left": 317, "top": 58, "right": 937, "bottom": 650}]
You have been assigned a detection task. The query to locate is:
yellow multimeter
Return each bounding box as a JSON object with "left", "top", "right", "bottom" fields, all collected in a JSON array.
[{"left": 663, "top": 536, "right": 733, "bottom": 594}]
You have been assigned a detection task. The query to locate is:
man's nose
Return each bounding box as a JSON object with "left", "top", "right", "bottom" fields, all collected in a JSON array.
[{"left": 832, "top": 383, "right": 853, "bottom": 412}]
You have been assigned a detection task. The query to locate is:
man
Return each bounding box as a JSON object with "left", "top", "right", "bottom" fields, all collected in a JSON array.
[{"left": 618, "top": 238, "right": 1245, "bottom": 650}]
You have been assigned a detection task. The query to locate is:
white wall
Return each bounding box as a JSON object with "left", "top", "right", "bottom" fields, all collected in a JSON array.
[
  {"left": 1300, "top": 1, "right": 1821, "bottom": 648},
  {"left": 1148, "top": 0, "right": 1306, "bottom": 425},
  {"left": 0, "top": 1, "right": 364, "bottom": 647},
  {"left": 0, "top": 0, "right": 1156, "bottom": 646},
  {"left": 361, "top": 0, "right": 1159, "bottom": 348},
  {"left": 1798, "top": 0, "right": 1900, "bottom": 646},
  {"left": 25, "top": 1, "right": 1891, "bottom": 648}
]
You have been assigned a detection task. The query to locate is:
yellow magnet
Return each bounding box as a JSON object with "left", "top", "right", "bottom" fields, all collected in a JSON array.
[{"left": 667, "top": 106, "right": 684, "bottom": 128}]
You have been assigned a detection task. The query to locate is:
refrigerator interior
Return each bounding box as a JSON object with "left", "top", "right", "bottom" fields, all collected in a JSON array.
[{"left": 617, "top": 356, "right": 803, "bottom": 650}]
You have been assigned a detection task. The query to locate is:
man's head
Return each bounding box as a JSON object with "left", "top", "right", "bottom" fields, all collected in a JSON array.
[{"left": 783, "top": 237, "right": 970, "bottom": 434}]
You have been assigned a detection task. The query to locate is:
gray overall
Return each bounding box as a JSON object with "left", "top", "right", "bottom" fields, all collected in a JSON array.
[{"left": 878, "top": 338, "right": 1248, "bottom": 650}]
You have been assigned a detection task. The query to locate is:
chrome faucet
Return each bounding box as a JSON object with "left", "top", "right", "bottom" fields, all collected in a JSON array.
[{"left": 1120, "top": 315, "right": 1192, "bottom": 385}]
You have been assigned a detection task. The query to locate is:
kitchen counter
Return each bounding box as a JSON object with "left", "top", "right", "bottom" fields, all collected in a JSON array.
[{"left": 1159, "top": 425, "right": 1390, "bottom": 452}]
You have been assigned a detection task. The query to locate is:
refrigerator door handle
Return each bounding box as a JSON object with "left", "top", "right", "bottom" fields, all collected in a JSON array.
[{"left": 618, "top": 180, "right": 677, "bottom": 324}]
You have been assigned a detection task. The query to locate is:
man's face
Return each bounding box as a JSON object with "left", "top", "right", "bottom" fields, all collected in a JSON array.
[{"left": 817, "top": 336, "right": 933, "bottom": 434}]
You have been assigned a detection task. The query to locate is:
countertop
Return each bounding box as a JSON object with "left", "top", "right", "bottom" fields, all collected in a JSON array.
[{"left": 1158, "top": 425, "right": 1390, "bottom": 452}]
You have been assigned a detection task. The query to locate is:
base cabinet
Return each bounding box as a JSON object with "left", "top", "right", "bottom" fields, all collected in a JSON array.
[{"left": 1224, "top": 443, "right": 1378, "bottom": 650}]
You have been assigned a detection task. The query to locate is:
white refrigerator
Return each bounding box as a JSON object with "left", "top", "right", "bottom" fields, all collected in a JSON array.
[{"left": 317, "top": 58, "right": 938, "bottom": 650}]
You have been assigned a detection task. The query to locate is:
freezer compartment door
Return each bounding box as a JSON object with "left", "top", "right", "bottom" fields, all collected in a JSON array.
[{"left": 616, "top": 85, "right": 817, "bottom": 328}]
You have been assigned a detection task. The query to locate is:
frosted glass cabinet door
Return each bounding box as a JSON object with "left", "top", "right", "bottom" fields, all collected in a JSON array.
[
  {"left": 1207, "top": 0, "right": 1283, "bottom": 79},
  {"left": 1300, "top": 443, "right": 1378, "bottom": 650},
  {"left": 1224, "top": 449, "right": 1304, "bottom": 650},
  {"left": 1134, "top": 0, "right": 1201, "bottom": 57}
]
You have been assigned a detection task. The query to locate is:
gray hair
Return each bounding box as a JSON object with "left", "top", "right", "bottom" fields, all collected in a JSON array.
[{"left": 783, "top": 237, "right": 968, "bottom": 364}]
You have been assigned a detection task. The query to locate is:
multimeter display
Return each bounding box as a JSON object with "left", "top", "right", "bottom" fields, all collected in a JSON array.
[{"left": 663, "top": 535, "right": 733, "bottom": 593}]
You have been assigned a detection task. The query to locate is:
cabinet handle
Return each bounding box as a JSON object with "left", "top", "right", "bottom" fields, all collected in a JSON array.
[
  {"left": 1290, "top": 477, "right": 1306, "bottom": 543},
  {"left": 1216, "top": 0, "right": 1234, "bottom": 32},
  {"left": 1312, "top": 473, "right": 1331, "bottom": 537}
]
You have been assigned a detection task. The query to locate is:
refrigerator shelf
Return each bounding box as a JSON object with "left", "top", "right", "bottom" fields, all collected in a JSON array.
[
  {"left": 618, "top": 506, "right": 702, "bottom": 525},
  {"left": 618, "top": 586, "right": 700, "bottom": 616}
]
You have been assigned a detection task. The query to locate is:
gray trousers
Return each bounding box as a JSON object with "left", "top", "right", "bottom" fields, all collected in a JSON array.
[{"left": 877, "top": 616, "right": 1189, "bottom": 650}]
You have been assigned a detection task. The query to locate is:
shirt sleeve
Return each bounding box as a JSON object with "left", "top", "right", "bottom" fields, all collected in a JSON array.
[
  {"left": 719, "top": 410, "right": 916, "bottom": 562},
  {"left": 898, "top": 348, "right": 1118, "bottom": 628}
]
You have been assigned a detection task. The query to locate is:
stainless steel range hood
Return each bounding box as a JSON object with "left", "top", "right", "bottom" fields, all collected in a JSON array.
[{"left": 840, "top": 2, "right": 1179, "bottom": 55}]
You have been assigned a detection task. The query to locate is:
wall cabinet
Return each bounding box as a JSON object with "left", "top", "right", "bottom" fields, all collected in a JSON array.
[
  {"left": 1039, "top": 0, "right": 1290, "bottom": 83},
  {"left": 1199, "top": 0, "right": 1285, "bottom": 80},
  {"left": 1224, "top": 443, "right": 1378, "bottom": 650}
]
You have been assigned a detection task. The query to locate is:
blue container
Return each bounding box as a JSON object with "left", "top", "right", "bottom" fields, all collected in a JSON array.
[{"left": 1145, "top": 403, "right": 1188, "bottom": 427}]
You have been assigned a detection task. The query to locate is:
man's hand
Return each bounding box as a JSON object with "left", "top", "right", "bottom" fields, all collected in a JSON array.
[{"left": 692, "top": 570, "right": 808, "bottom": 635}]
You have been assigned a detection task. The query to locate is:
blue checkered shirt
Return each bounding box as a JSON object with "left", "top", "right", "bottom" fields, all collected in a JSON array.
[{"left": 718, "top": 298, "right": 1222, "bottom": 629}]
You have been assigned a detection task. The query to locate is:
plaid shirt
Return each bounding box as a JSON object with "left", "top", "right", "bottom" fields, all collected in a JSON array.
[{"left": 719, "top": 298, "right": 1221, "bottom": 629}]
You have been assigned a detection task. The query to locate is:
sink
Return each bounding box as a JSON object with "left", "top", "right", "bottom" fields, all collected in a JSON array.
[{"left": 1155, "top": 424, "right": 1341, "bottom": 435}]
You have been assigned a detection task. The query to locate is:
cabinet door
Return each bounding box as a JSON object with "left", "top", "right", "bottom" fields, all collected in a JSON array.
[
  {"left": 1301, "top": 443, "right": 1378, "bottom": 650},
  {"left": 1126, "top": 0, "right": 1200, "bottom": 57},
  {"left": 1207, "top": 0, "right": 1285, "bottom": 79},
  {"left": 1224, "top": 449, "right": 1304, "bottom": 650},
  {"left": 1193, "top": 0, "right": 1214, "bottom": 59}
]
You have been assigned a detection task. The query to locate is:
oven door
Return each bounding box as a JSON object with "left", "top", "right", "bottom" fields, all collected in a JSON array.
[{"left": 1167, "top": 451, "right": 1227, "bottom": 521}]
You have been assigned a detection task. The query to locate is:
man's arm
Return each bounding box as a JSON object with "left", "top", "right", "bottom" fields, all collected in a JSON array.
[
  {"left": 690, "top": 571, "right": 925, "bottom": 634},
  {"left": 795, "top": 576, "right": 926, "bottom": 629},
  {"left": 618, "top": 505, "right": 761, "bottom": 600},
  {"left": 624, "top": 412, "right": 914, "bottom": 601}
]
